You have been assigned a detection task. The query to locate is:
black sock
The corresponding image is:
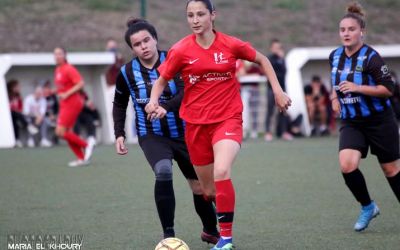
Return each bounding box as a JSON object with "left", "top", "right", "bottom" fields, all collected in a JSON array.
[
  {"left": 193, "top": 194, "right": 218, "bottom": 235},
  {"left": 342, "top": 169, "right": 372, "bottom": 206},
  {"left": 386, "top": 172, "right": 400, "bottom": 202},
  {"left": 154, "top": 180, "right": 175, "bottom": 237}
]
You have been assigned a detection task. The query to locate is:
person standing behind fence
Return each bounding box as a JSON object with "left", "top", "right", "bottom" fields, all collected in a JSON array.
[
  {"left": 53, "top": 47, "right": 96, "bottom": 167},
  {"left": 330, "top": 1, "right": 400, "bottom": 232},
  {"left": 264, "top": 39, "right": 293, "bottom": 141}
]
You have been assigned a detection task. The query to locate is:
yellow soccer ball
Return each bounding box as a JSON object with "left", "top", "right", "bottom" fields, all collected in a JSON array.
[{"left": 154, "top": 237, "right": 190, "bottom": 250}]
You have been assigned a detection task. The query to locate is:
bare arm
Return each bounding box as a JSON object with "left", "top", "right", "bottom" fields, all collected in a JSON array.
[
  {"left": 58, "top": 81, "right": 84, "bottom": 100},
  {"left": 253, "top": 51, "right": 291, "bottom": 112},
  {"left": 330, "top": 90, "right": 341, "bottom": 116},
  {"left": 339, "top": 81, "right": 392, "bottom": 98}
]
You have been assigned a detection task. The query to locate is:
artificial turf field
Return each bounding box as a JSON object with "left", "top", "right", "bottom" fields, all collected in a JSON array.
[{"left": 1, "top": 137, "right": 399, "bottom": 250}]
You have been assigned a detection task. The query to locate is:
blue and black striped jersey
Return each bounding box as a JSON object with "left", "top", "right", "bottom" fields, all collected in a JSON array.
[
  {"left": 113, "top": 51, "right": 185, "bottom": 138},
  {"left": 329, "top": 44, "right": 394, "bottom": 120}
]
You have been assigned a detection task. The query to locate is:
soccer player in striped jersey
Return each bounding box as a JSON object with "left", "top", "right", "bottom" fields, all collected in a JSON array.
[
  {"left": 329, "top": 2, "right": 400, "bottom": 232},
  {"left": 112, "top": 18, "right": 219, "bottom": 244},
  {"left": 54, "top": 47, "right": 96, "bottom": 167},
  {"left": 145, "top": 1, "right": 291, "bottom": 249}
]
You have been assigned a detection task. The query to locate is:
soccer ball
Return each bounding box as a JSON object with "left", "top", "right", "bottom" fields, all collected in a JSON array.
[{"left": 154, "top": 237, "right": 190, "bottom": 250}]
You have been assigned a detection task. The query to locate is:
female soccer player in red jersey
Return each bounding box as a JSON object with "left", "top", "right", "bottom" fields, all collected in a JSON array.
[
  {"left": 145, "top": 1, "right": 291, "bottom": 249},
  {"left": 54, "top": 47, "right": 96, "bottom": 167},
  {"left": 330, "top": 2, "right": 400, "bottom": 232}
]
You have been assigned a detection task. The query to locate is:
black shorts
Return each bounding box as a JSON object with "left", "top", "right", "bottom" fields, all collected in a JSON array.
[
  {"left": 138, "top": 134, "right": 198, "bottom": 180},
  {"left": 339, "top": 109, "right": 400, "bottom": 163}
]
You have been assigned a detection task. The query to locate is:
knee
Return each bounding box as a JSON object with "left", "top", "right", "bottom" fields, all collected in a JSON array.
[
  {"left": 188, "top": 180, "right": 203, "bottom": 195},
  {"left": 153, "top": 159, "right": 173, "bottom": 181},
  {"left": 339, "top": 159, "right": 358, "bottom": 173},
  {"left": 202, "top": 189, "right": 215, "bottom": 201},
  {"left": 214, "top": 168, "right": 230, "bottom": 181},
  {"left": 381, "top": 163, "right": 400, "bottom": 177}
]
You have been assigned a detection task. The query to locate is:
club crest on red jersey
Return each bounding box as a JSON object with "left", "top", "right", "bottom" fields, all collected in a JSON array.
[{"left": 214, "top": 52, "right": 228, "bottom": 64}]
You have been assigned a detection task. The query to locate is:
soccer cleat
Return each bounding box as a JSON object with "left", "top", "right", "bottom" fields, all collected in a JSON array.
[
  {"left": 84, "top": 136, "right": 96, "bottom": 161},
  {"left": 211, "top": 238, "right": 233, "bottom": 250},
  {"left": 354, "top": 201, "right": 380, "bottom": 232},
  {"left": 201, "top": 231, "right": 220, "bottom": 245},
  {"left": 68, "top": 159, "right": 89, "bottom": 167}
]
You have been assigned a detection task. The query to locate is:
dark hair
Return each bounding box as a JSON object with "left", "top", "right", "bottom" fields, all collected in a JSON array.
[
  {"left": 124, "top": 18, "right": 158, "bottom": 49},
  {"left": 6, "top": 79, "right": 20, "bottom": 97},
  {"left": 312, "top": 75, "right": 321, "bottom": 83},
  {"left": 269, "top": 38, "right": 281, "bottom": 47},
  {"left": 342, "top": 2, "right": 366, "bottom": 29},
  {"left": 186, "top": 0, "right": 215, "bottom": 13}
]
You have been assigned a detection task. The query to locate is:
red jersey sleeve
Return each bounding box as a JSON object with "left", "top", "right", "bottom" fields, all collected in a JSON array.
[
  {"left": 230, "top": 37, "right": 257, "bottom": 62},
  {"left": 158, "top": 47, "right": 184, "bottom": 80},
  {"left": 67, "top": 65, "right": 83, "bottom": 84}
]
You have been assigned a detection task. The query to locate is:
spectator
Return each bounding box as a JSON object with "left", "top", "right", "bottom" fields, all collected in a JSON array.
[
  {"left": 105, "top": 52, "right": 124, "bottom": 87},
  {"left": 105, "top": 38, "right": 119, "bottom": 53},
  {"left": 7, "top": 79, "right": 28, "bottom": 148},
  {"left": 264, "top": 38, "right": 293, "bottom": 141},
  {"left": 41, "top": 79, "right": 59, "bottom": 144},
  {"left": 74, "top": 90, "right": 101, "bottom": 144},
  {"left": 304, "top": 75, "right": 330, "bottom": 136},
  {"left": 23, "top": 86, "right": 52, "bottom": 147}
]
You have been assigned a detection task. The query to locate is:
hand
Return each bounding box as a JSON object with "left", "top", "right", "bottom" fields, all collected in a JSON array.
[
  {"left": 58, "top": 92, "right": 69, "bottom": 100},
  {"left": 274, "top": 91, "right": 292, "bottom": 113},
  {"left": 115, "top": 136, "right": 128, "bottom": 155},
  {"left": 147, "top": 106, "right": 167, "bottom": 121},
  {"left": 331, "top": 98, "right": 341, "bottom": 117},
  {"left": 145, "top": 101, "right": 159, "bottom": 114},
  {"left": 339, "top": 81, "right": 360, "bottom": 94}
]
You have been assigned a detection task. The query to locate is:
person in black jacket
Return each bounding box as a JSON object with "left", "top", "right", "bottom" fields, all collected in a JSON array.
[{"left": 264, "top": 39, "right": 293, "bottom": 141}]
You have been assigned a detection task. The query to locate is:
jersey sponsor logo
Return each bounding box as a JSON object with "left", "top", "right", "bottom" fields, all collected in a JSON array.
[
  {"left": 189, "top": 58, "right": 199, "bottom": 64},
  {"left": 189, "top": 74, "right": 201, "bottom": 85},
  {"left": 214, "top": 52, "right": 228, "bottom": 64},
  {"left": 136, "top": 98, "right": 150, "bottom": 104},
  {"left": 355, "top": 66, "right": 363, "bottom": 72},
  {"left": 217, "top": 215, "right": 225, "bottom": 220},
  {"left": 203, "top": 72, "right": 233, "bottom": 82},
  {"left": 340, "top": 96, "right": 361, "bottom": 104}
]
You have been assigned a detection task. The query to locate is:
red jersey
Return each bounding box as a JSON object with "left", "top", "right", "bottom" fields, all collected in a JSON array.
[
  {"left": 9, "top": 95, "right": 23, "bottom": 113},
  {"left": 158, "top": 31, "right": 256, "bottom": 124},
  {"left": 54, "top": 63, "right": 83, "bottom": 100}
]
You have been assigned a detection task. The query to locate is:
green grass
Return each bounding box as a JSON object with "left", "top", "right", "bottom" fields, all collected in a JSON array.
[{"left": 1, "top": 137, "right": 399, "bottom": 249}]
